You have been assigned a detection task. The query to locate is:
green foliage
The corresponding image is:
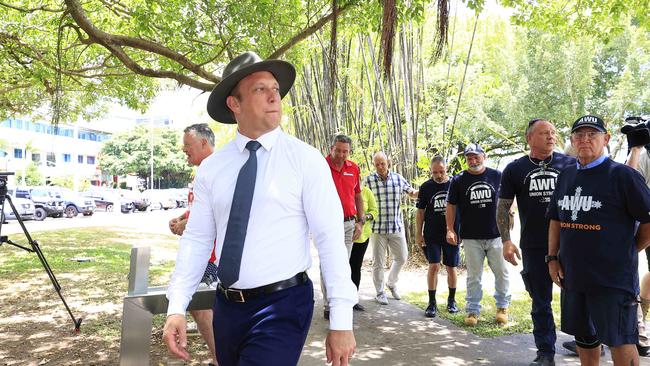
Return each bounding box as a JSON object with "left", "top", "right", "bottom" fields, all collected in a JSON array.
[
  {"left": 15, "top": 162, "right": 43, "bottom": 186},
  {"left": 99, "top": 125, "right": 192, "bottom": 188},
  {"left": 502, "top": 0, "right": 650, "bottom": 39},
  {"left": 49, "top": 175, "right": 74, "bottom": 189}
]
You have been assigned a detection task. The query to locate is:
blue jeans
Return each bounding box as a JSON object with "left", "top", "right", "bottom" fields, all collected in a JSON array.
[
  {"left": 463, "top": 238, "right": 510, "bottom": 315},
  {"left": 522, "top": 248, "right": 556, "bottom": 357}
]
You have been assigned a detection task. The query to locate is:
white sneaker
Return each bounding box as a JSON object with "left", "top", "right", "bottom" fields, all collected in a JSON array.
[
  {"left": 387, "top": 285, "right": 401, "bottom": 300},
  {"left": 375, "top": 292, "right": 389, "bottom": 305}
]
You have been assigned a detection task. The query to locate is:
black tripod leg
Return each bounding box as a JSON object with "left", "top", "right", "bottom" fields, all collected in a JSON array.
[{"left": 2, "top": 195, "right": 82, "bottom": 331}]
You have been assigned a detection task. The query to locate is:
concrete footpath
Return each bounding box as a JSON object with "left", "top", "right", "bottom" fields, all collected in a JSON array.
[{"left": 298, "top": 253, "right": 650, "bottom": 366}]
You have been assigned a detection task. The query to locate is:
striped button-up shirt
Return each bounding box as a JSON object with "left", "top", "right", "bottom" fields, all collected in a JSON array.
[{"left": 365, "top": 171, "right": 415, "bottom": 233}]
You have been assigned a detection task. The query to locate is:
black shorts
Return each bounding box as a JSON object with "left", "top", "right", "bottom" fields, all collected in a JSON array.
[
  {"left": 422, "top": 241, "right": 460, "bottom": 267},
  {"left": 561, "top": 287, "right": 638, "bottom": 347}
]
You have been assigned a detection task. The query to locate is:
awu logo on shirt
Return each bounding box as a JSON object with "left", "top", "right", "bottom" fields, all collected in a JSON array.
[
  {"left": 557, "top": 186, "right": 602, "bottom": 221},
  {"left": 526, "top": 170, "right": 559, "bottom": 203},
  {"left": 465, "top": 182, "right": 495, "bottom": 208},
  {"left": 432, "top": 191, "right": 448, "bottom": 214}
]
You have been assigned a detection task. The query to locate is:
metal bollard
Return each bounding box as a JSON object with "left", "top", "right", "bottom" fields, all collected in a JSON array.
[{"left": 118, "top": 246, "right": 216, "bottom": 366}]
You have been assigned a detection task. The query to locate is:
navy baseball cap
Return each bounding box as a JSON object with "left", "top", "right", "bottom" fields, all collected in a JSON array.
[
  {"left": 571, "top": 115, "right": 607, "bottom": 133},
  {"left": 464, "top": 143, "right": 485, "bottom": 155}
]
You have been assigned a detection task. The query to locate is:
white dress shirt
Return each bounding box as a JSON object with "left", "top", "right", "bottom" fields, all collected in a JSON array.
[{"left": 167, "top": 127, "right": 357, "bottom": 330}]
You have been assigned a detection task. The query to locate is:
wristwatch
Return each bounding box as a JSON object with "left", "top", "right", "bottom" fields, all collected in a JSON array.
[{"left": 544, "top": 255, "right": 558, "bottom": 264}]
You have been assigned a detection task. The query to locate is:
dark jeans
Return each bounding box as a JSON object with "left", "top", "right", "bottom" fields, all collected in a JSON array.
[
  {"left": 521, "top": 248, "right": 556, "bottom": 357},
  {"left": 349, "top": 239, "right": 369, "bottom": 289}
]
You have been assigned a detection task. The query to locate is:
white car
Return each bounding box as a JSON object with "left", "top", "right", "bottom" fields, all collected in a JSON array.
[{"left": 1, "top": 196, "right": 35, "bottom": 222}]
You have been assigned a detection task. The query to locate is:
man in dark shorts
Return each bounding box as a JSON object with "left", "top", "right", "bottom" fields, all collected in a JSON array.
[
  {"left": 547, "top": 115, "right": 650, "bottom": 366},
  {"left": 497, "top": 119, "right": 574, "bottom": 366},
  {"left": 416, "top": 156, "right": 459, "bottom": 318}
]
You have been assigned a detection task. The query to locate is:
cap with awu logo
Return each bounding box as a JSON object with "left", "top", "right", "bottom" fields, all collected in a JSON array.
[
  {"left": 464, "top": 143, "right": 485, "bottom": 155},
  {"left": 571, "top": 115, "right": 607, "bottom": 133}
]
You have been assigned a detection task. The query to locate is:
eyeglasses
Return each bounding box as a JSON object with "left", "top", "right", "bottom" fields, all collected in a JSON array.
[{"left": 571, "top": 131, "right": 604, "bottom": 140}]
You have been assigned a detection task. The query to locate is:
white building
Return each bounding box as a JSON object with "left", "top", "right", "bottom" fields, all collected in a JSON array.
[{"left": 0, "top": 118, "right": 112, "bottom": 188}]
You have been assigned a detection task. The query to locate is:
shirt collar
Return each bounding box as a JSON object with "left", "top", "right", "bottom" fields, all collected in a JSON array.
[
  {"left": 577, "top": 154, "right": 608, "bottom": 170},
  {"left": 234, "top": 126, "right": 281, "bottom": 153}
]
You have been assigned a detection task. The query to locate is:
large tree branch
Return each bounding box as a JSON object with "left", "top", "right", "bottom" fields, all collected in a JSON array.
[
  {"left": 64, "top": 0, "right": 220, "bottom": 86},
  {"left": 268, "top": 1, "right": 355, "bottom": 59}
]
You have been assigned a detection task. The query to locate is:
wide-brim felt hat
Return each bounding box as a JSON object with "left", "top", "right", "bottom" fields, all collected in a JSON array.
[{"left": 207, "top": 51, "right": 296, "bottom": 124}]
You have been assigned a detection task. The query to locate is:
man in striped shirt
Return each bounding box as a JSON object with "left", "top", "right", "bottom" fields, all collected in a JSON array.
[{"left": 365, "top": 152, "right": 418, "bottom": 305}]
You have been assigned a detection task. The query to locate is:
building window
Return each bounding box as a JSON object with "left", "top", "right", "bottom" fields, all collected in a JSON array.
[
  {"left": 78, "top": 155, "right": 84, "bottom": 164},
  {"left": 87, "top": 155, "right": 95, "bottom": 164},
  {"left": 32, "top": 153, "right": 41, "bottom": 163},
  {"left": 46, "top": 152, "right": 56, "bottom": 167},
  {"left": 63, "top": 154, "right": 71, "bottom": 163},
  {"left": 14, "top": 148, "right": 23, "bottom": 159}
]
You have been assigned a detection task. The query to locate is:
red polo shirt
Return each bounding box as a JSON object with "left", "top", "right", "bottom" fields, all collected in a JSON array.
[{"left": 326, "top": 155, "right": 361, "bottom": 217}]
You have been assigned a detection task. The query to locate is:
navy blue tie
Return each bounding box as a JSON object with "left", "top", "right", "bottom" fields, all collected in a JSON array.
[{"left": 218, "top": 140, "right": 261, "bottom": 288}]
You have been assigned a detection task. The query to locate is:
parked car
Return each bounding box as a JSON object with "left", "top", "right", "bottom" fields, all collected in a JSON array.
[
  {"left": 119, "top": 189, "right": 150, "bottom": 212},
  {"left": 53, "top": 188, "right": 96, "bottom": 218},
  {"left": 165, "top": 188, "right": 189, "bottom": 208},
  {"left": 14, "top": 186, "right": 65, "bottom": 220},
  {"left": 143, "top": 190, "right": 177, "bottom": 210},
  {"left": 1, "top": 193, "right": 35, "bottom": 222},
  {"left": 82, "top": 190, "right": 133, "bottom": 213}
]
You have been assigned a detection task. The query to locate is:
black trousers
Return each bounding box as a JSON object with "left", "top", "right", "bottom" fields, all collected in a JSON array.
[{"left": 349, "top": 239, "right": 369, "bottom": 289}]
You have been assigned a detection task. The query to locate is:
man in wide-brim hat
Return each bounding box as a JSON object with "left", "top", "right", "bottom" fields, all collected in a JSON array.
[{"left": 163, "top": 51, "right": 357, "bottom": 366}]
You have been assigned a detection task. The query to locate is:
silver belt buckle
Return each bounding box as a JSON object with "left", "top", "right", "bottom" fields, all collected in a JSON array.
[{"left": 226, "top": 288, "right": 245, "bottom": 303}]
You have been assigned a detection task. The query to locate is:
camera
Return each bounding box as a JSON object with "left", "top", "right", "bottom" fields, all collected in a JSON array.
[
  {"left": 621, "top": 116, "right": 650, "bottom": 148},
  {"left": 0, "top": 172, "right": 14, "bottom": 193}
]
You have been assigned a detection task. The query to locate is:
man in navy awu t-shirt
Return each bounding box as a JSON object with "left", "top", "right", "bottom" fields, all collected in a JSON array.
[
  {"left": 446, "top": 143, "right": 510, "bottom": 327},
  {"left": 547, "top": 115, "right": 650, "bottom": 365},
  {"left": 497, "top": 119, "right": 574, "bottom": 365},
  {"left": 416, "top": 156, "right": 461, "bottom": 318}
]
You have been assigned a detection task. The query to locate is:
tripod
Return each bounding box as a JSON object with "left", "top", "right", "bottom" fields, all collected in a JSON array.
[{"left": 0, "top": 178, "right": 82, "bottom": 332}]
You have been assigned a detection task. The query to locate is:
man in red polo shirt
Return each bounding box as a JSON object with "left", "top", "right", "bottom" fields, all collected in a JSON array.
[{"left": 322, "top": 134, "right": 365, "bottom": 318}]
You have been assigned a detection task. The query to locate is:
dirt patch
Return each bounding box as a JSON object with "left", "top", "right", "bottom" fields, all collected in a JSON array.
[{"left": 0, "top": 228, "right": 213, "bottom": 366}]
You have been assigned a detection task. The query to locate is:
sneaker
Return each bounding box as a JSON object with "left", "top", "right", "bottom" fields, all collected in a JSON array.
[
  {"left": 638, "top": 344, "right": 650, "bottom": 357},
  {"left": 495, "top": 308, "right": 508, "bottom": 324},
  {"left": 375, "top": 292, "right": 389, "bottom": 305},
  {"left": 562, "top": 341, "right": 605, "bottom": 356},
  {"left": 353, "top": 303, "right": 366, "bottom": 311},
  {"left": 425, "top": 303, "right": 437, "bottom": 318},
  {"left": 323, "top": 309, "right": 330, "bottom": 320},
  {"left": 529, "top": 354, "right": 555, "bottom": 366},
  {"left": 387, "top": 285, "right": 401, "bottom": 300},
  {"left": 447, "top": 300, "right": 459, "bottom": 313},
  {"left": 464, "top": 313, "right": 478, "bottom": 326}
]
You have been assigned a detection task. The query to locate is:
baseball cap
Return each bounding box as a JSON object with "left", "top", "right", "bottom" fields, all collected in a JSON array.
[
  {"left": 571, "top": 115, "right": 607, "bottom": 133},
  {"left": 464, "top": 143, "right": 485, "bottom": 155}
]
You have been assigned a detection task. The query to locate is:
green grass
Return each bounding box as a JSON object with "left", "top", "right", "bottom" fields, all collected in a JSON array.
[
  {"left": 403, "top": 289, "right": 561, "bottom": 337},
  {"left": 0, "top": 227, "right": 177, "bottom": 278}
]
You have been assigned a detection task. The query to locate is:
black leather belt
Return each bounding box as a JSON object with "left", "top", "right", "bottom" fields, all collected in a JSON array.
[
  {"left": 217, "top": 272, "right": 309, "bottom": 303},
  {"left": 343, "top": 215, "right": 356, "bottom": 222}
]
